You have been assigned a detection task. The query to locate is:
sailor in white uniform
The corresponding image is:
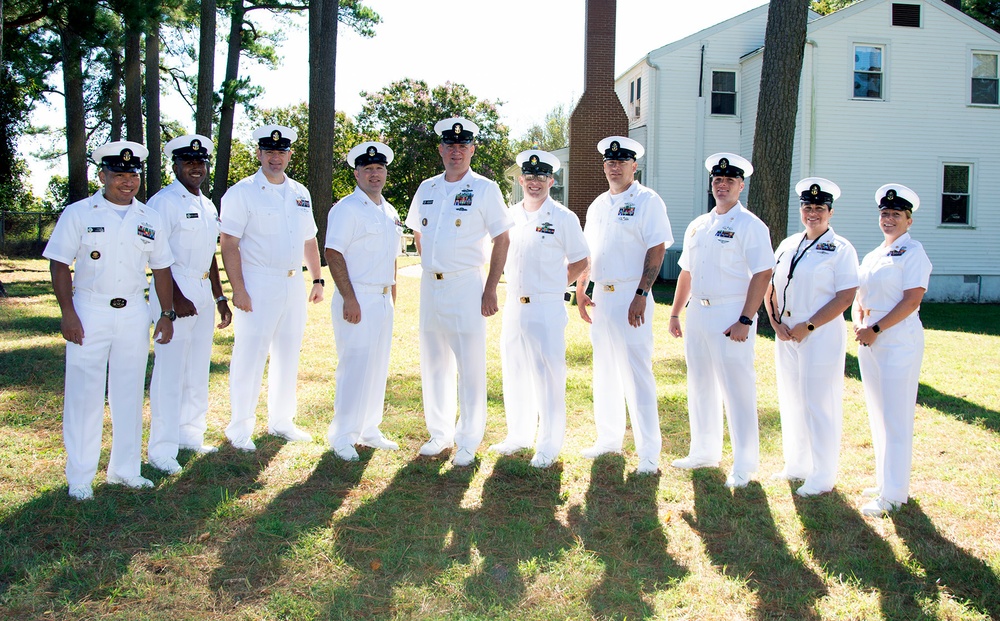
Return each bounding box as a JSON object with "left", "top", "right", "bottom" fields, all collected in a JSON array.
[
  {"left": 43, "top": 141, "right": 175, "bottom": 500},
  {"left": 575, "top": 136, "right": 672, "bottom": 474},
  {"left": 325, "top": 141, "right": 402, "bottom": 461},
  {"left": 490, "top": 150, "right": 589, "bottom": 468},
  {"left": 764, "top": 178, "right": 858, "bottom": 497},
  {"left": 668, "top": 153, "right": 774, "bottom": 489},
  {"left": 405, "top": 117, "right": 513, "bottom": 467},
  {"left": 219, "top": 125, "right": 324, "bottom": 451},
  {"left": 147, "top": 134, "right": 232, "bottom": 474},
  {"left": 853, "top": 183, "right": 932, "bottom": 517}
]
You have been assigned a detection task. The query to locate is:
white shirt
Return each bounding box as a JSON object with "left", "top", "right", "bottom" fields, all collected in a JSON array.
[
  {"left": 43, "top": 191, "right": 173, "bottom": 296},
  {"left": 405, "top": 168, "right": 512, "bottom": 272},
  {"left": 325, "top": 186, "right": 402, "bottom": 287},
  {"left": 679, "top": 201, "right": 774, "bottom": 298},
  {"left": 770, "top": 227, "right": 859, "bottom": 320},
  {"left": 505, "top": 196, "right": 589, "bottom": 298},
  {"left": 584, "top": 181, "right": 673, "bottom": 283},
  {"left": 220, "top": 168, "right": 318, "bottom": 271},
  {"left": 146, "top": 180, "right": 220, "bottom": 276},
  {"left": 858, "top": 232, "right": 932, "bottom": 314}
]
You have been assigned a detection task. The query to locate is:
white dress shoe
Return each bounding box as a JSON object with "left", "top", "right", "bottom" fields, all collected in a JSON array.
[
  {"left": 418, "top": 438, "right": 452, "bottom": 456},
  {"left": 488, "top": 440, "right": 531, "bottom": 455},
  {"left": 180, "top": 444, "right": 218, "bottom": 454},
  {"left": 107, "top": 474, "right": 154, "bottom": 489},
  {"left": 452, "top": 447, "right": 476, "bottom": 467},
  {"left": 770, "top": 470, "right": 805, "bottom": 481},
  {"left": 636, "top": 458, "right": 660, "bottom": 474},
  {"left": 333, "top": 444, "right": 359, "bottom": 462},
  {"left": 68, "top": 485, "right": 93, "bottom": 501},
  {"left": 671, "top": 456, "right": 719, "bottom": 470},
  {"left": 269, "top": 426, "right": 313, "bottom": 442},
  {"left": 725, "top": 471, "right": 752, "bottom": 489},
  {"left": 530, "top": 453, "right": 555, "bottom": 469},
  {"left": 795, "top": 483, "right": 829, "bottom": 498},
  {"left": 358, "top": 433, "right": 399, "bottom": 451},
  {"left": 862, "top": 485, "right": 882, "bottom": 498},
  {"left": 581, "top": 445, "right": 618, "bottom": 459},
  {"left": 861, "top": 496, "right": 900, "bottom": 517},
  {"left": 229, "top": 437, "right": 257, "bottom": 452},
  {"left": 149, "top": 458, "right": 182, "bottom": 475}
]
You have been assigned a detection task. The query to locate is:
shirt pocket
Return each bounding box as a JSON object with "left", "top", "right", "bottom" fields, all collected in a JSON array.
[
  {"left": 363, "top": 221, "right": 384, "bottom": 252},
  {"left": 252, "top": 206, "right": 283, "bottom": 235},
  {"left": 179, "top": 217, "right": 204, "bottom": 249}
]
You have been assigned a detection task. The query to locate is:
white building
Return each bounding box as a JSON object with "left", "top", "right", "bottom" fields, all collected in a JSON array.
[{"left": 616, "top": 0, "right": 1000, "bottom": 301}]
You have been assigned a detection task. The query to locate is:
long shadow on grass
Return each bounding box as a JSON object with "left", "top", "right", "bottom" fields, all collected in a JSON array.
[
  {"left": 845, "top": 352, "right": 1000, "bottom": 432},
  {"left": 0, "top": 443, "right": 280, "bottom": 615},
  {"left": 793, "top": 491, "right": 926, "bottom": 620},
  {"left": 684, "top": 470, "right": 826, "bottom": 620},
  {"left": 323, "top": 457, "right": 476, "bottom": 618},
  {"left": 210, "top": 449, "right": 370, "bottom": 599},
  {"left": 462, "top": 456, "right": 575, "bottom": 610},
  {"left": 568, "top": 454, "right": 687, "bottom": 620},
  {"left": 892, "top": 502, "right": 1000, "bottom": 618}
]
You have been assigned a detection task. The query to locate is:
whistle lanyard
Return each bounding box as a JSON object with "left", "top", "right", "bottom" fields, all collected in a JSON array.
[{"left": 770, "top": 230, "right": 827, "bottom": 324}]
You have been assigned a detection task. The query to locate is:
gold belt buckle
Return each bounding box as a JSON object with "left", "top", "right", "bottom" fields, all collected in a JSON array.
[
  {"left": 520, "top": 296, "right": 530, "bottom": 304},
  {"left": 287, "top": 270, "right": 295, "bottom": 277},
  {"left": 434, "top": 273, "right": 444, "bottom": 280},
  {"left": 382, "top": 286, "right": 390, "bottom": 294},
  {"left": 201, "top": 272, "right": 209, "bottom": 280},
  {"left": 603, "top": 284, "right": 615, "bottom": 292}
]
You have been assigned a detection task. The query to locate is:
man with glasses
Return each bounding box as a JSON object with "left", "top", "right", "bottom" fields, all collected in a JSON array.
[
  {"left": 490, "top": 150, "right": 589, "bottom": 468},
  {"left": 667, "top": 152, "right": 774, "bottom": 489},
  {"left": 405, "top": 116, "right": 513, "bottom": 467},
  {"left": 575, "top": 136, "right": 672, "bottom": 474}
]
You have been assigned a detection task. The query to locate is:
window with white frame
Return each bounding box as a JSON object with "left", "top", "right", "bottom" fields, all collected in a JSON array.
[
  {"left": 972, "top": 52, "right": 999, "bottom": 105},
  {"left": 711, "top": 71, "right": 736, "bottom": 115},
  {"left": 941, "top": 164, "right": 971, "bottom": 225},
  {"left": 854, "top": 45, "right": 883, "bottom": 99}
]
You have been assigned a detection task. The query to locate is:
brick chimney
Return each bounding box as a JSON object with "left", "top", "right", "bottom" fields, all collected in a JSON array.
[{"left": 568, "top": 0, "right": 629, "bottom": 225}]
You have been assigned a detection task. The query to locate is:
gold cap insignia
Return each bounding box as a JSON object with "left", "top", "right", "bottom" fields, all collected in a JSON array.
[
  {"left": 191, "top": 139, "right": 201, "bottom": 151},
  {"left": 121, "top": 149, "right": 132, "bottom": 161},
  {"left": 271, "top": 130, "right": 281, "bottom": 142},
  {"left": 453, "top": 123, "right": 463, "bottom": 135},
  {"left": 529, "top": 155, "right": 539, "bottom": 165},
  {"left": 367, "top": 146, "right": 377, "bottom": 156},
  {"left": 886, "top": 189, "right": 896, "bottom": 201},
  {"left": 611, "top": 141, "right": 620, "bottom": 151},
  {"left": 811, "top": 184, "right": 820, "bottom": 196},
  {"left": 720, "top": 158, "right": 729, "bottom": 169}
]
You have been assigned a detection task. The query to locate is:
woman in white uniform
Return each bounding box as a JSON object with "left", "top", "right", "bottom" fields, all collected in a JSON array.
[
  {"left": 853, "top": 183, "right": 932, "bottom": 517},
  {"left": 765, "top": 178, "right": 858, "bottom": 497}
]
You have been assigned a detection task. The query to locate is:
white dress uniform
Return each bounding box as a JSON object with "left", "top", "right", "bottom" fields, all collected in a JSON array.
[
  {"left": 43, "top": 192, "right": 173, "bottom": 487},
  {"left": 857, "top": 231, "right": 931, "bottom": 505},
  {"left": 405, "top": 168, "right": 513, "bottom": 451},
  {"left": 771, "top": 228, "right": 858, "bottom": 491},
  {"left": 677, "top": 201, "right": 773, "bottom": 473},
  {"left": 147, "top": 180, "right": 221, "bottom": 462},
  {"left": 325, "top": 186, "right": 402, "bottom": 448},
  {"left": 220, "top": 168, "right": 318, "bottom": 445},
  {"left": 583, "top": 181, "right": 672, "bottom": 462},
  {"left": 501, "top": 195, "right": 589, "bottom": 459}
]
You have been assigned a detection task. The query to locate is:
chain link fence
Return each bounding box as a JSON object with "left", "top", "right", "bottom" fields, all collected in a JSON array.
[{"left": 0, "top": 210, "right": 61, "bottom": 256}]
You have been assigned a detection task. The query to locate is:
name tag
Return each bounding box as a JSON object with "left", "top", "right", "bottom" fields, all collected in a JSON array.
[
  {"left": 87, "top": 226, "right": 105, "bottom": 233},
  {"left": 422, "top": 200, "right": 434, "bottom": 205},
  {"left": 185, "top": 212, "right": 200, "bottom": 219}
]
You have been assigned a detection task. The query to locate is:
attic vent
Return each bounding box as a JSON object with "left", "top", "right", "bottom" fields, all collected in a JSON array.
[{"left": 892, "top": 3, "right": 921, "bottom": 27}]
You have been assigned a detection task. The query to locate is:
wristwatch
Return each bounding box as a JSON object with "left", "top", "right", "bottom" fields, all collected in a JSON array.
[
  {"left": 738, "top": 315, "right": 754, "bottom": 326},
  {"left": 215, "top": 295, "right": 228, "bottom": 304},
  {"left": 635, "top": 288, "right": 648, "bottom": 297},
  {"left": 160, "top": 309, "right": 177, "bottom": 321},
  {"left": 872, "top": 324, "right": 881, "bottom": 334},
  {"left": 313, "top": 278, "right": 325, "bottom": 286},
  {"left": 807, "top": 322, "right": 816, "bottom": 331}
]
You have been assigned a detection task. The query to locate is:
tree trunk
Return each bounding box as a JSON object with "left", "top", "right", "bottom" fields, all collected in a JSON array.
[
  {"left": 195, "top": 0, "right": 216, "bottom": 196},
  {"left": 110, "top": 52, "right": 123, "bottom": 141},
  {"left": 124, "top": 23, "right": 144, "bottom": 199},
  {"left": 145, "top": 18, "right": 161, "bottom": 197},
  {"left": 61, "top": 21, "right": 89, "bottom": 204},
  {"left": 747, "top": 0, "right": 809, "bottom": 253},
  {"left": 211, "top": 0, "right": 245, "bottom": 211},
  {"left": 308, "top": 0, "right": 338, "bottom": 253}
]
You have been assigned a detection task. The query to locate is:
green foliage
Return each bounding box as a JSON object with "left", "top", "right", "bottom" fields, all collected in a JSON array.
[
  {"left": 964, "top": 0, "right": 1000, "bottom": 32},
  {"left": 340, "top": 0, "right": 382, "bottom": 38},
  {"left": 511, "top": 103, "right": 570, "bottom": 155},
  {"left": 810, "top": 0, "right": 858, "bottom": 15},
  {"left": 356, "top": 79, "right": 513, "bottom": 221}
]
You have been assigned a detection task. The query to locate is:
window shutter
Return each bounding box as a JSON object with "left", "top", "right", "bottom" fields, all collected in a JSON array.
[{"left": 892, "top": 3, "right": 921, "bottom": 27}]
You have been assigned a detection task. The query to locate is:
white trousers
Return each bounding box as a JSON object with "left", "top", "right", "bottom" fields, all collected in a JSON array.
[
  {"left": 418, "top": 270, "right": 487, "bottom": 450},
  {"left": 64, "top": 295, "right": 150, "bottom": 486},
  {"left": 226, "top": 271, "right": 307, "bottom": 445},
  {"left": 589, "top": 285, "right": 660, "bottom": 462},
  {"left": 500, "top": 298, "right": 569, "bottom": 457},
  {"left": 858, "top": 313, "right": 924, "bottom": 504},
  {"left": 149, "top": 275, "right": 216, "bottom": 461},
  {"left": 774, "top": 317, "right": 847, "bottom": 490},
  {"left": 327, "top": 289, "right": 394, "bottom": 448},
  {"left": 683, "top": 300, "right": 760, "bottom": 473}
]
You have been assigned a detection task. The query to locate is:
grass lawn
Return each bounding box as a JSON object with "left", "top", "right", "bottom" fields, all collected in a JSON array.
[{"left": 1, "top": 254, "right": 999, "bottom": 620}]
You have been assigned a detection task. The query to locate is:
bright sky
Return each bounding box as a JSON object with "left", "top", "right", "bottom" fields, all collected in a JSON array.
[{"left": 23, "top": 0, "right": 769, "bottom": 195}]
